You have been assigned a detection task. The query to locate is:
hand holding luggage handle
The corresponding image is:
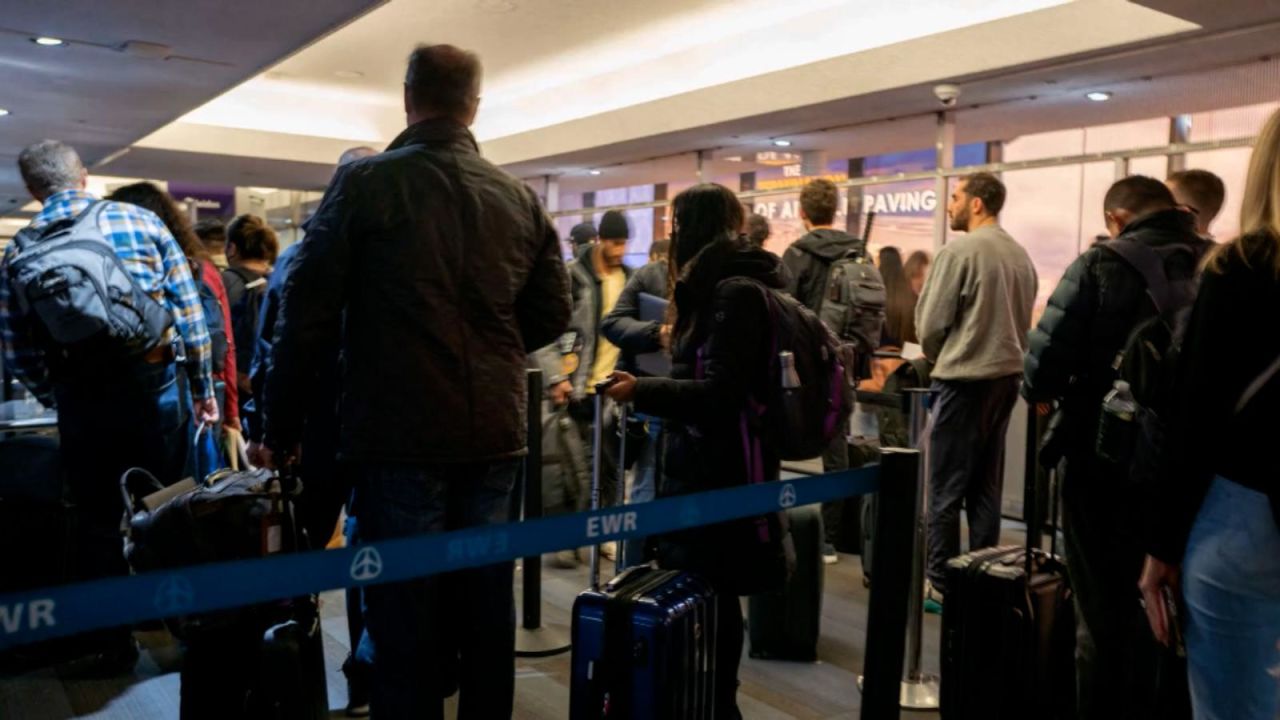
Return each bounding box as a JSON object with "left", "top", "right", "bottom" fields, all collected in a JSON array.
[{"left": 588, "top": 378, "right": 626, "bottom": 590}]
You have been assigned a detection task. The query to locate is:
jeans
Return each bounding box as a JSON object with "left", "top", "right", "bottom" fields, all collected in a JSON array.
[
  {"left": 55, "top": 360, "right": 190, "bottom": 581},
  {"left": 350, "top": 460, "right": 519, "bottom": 720},
  {"left": 621, "top": 414, "right": 661, "bottom": 569},
  {"left": 1183, "top": 476, "right": 1280, "bottom": 720},
  {"left": 925, "top": 376, "right": 1018, "bottom": 590}
]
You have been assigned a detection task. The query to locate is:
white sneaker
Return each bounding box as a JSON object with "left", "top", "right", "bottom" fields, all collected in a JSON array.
[
  {"left": 601, "top": 542, "right": 617, "bottom": 561},
  {"left": 822, "top": 543, "right": 839, "bottom": 565}
]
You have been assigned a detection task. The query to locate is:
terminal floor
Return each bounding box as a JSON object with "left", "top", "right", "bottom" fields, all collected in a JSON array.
[{"left": 0, "top": 524, "right": 1034, "bottom": 719}]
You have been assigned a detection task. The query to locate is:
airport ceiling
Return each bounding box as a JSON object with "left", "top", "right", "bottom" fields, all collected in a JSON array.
[
  {"left": 3, "top": 0, "right": 1280, "bottom": 215},
  {"left": 0, "top": 0, "right": 384, "bottom": 213}
]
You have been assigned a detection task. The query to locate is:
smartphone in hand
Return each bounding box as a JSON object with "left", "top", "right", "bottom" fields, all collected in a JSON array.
[{"left": 1162, "top": 586, "right": 1186, "bottom": 658}]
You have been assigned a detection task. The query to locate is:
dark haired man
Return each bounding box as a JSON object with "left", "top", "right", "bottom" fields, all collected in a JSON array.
[
  {"left": 1024, "top": 175, "right": 1211, "bottom": 718},
  {"left": 1166, "top": 169, "right": 1225, "bottom": 239},
  {"left": 537, "top": 209, "right": 633, "bottom": 566},
  {"left": 916, "top": 172, "right": 1037, "bottom": 607},
  {"left": 263, "top": 44, "right": 570, "bottom": 718},
  {"left": 782, "top": 178, "right": 865, "bottom": 563}
]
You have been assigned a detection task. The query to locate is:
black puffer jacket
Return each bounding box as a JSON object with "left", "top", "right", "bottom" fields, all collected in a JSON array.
[
  {"left": 263, "top": 118, "right": 571, "bottom": 463},
  {"left": 633, "top": 239, "right": 784, "bottom": 593},
  {"left": 781, "top": 228, "right": 865, "bottom": 312},
  {"left": 1022, "top": 209, "right": 1211, "bottom": 446},
  {"left": 600, "top": 259, "right": 669, "bottom": 375}
]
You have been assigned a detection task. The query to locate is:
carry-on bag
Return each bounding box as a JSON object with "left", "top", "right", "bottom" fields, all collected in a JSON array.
[
  {"left": 569, "top": 384, "right": 719, "bottom": 719},
  {"left": 121, "top": 460, "right": 328, "bottom": 719},
  {"left": 748, "top": 503, "right": 824, "bottom": 661},
  {"left": 939, "top": 405, "right": 1075, "bottom": 720}
]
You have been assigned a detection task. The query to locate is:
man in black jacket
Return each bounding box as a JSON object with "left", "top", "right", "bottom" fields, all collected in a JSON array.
[
  {"left": 782, "top": 178, "right": 864, "bottom": 562},
  {"left": 1023, "top": 176, "right": 1210, "bottom": 719},
  {"left": 601, "top": 249, "right": 670, "bottom": 567},
  {"left": 262, "top": 45, "right": 570, "bottom": 719}
]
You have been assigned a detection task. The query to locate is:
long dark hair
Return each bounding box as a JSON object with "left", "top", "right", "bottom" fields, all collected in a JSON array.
[
  {"left": 879, "top": 246, "right": 917, "bottom": 345},
  {"left": 667, "top": 183, "right": 746, "bottom": 329},
  {"left": 107, "top": 182, "right": 205, "bottom": 261}
]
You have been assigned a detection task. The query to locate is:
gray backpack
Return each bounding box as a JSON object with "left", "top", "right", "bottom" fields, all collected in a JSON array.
[
  {"left": 8, "top": 201, "right": 171, "bottom": 358},
  {"left": 817, "top": 249, "right": 886, "bottom": 357}
]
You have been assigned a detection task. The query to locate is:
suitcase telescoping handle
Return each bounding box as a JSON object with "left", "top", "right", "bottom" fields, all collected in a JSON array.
[{"left": 589, "top": 378, "right": 625, "bottom": 591}]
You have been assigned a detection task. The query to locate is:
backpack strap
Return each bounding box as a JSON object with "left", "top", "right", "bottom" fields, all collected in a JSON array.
[
  {"left": 1235, "top": 351, "right": 1280, "bottom": 415},
  {"left": 1100, "top": 240, "right": 1193, "bottom": 317},
  {"left": 12, "top": 201, "right": 107, "bottom": 252}
]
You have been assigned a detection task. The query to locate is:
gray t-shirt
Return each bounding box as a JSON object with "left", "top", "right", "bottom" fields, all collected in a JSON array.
[{"left": 914, "top": 224, "right": 1038, "bottom": 381}]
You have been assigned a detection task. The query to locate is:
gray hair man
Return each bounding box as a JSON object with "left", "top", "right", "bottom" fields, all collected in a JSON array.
[{"left": 0, "top": 140, "right": 217, "bottom": 673}]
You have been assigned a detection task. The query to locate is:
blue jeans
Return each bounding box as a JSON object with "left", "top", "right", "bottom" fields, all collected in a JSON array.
[
  {"left": 349, "top": 460, "right": 519, "bottom": 720},
  {"left": 1183, "top": 476, "right": 1280, "bottom": 720},
  {"left": 55, "top": 360, "right": 191, "bottom": 650},
  {"left": 621, "top": 415, "right": 661, "bottom": 569}
]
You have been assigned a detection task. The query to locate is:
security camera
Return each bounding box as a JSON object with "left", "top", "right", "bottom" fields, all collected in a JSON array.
[{"left": 933, "top": 84, "right": 961, "bottom": 108}]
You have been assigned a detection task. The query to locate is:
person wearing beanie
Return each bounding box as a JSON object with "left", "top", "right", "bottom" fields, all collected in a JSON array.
[
  {"left": 535, "top": 209, "right": 634, "bottom": 567},
  {"left": 569, "top": 221, "right": 598, "bottom": 250}
]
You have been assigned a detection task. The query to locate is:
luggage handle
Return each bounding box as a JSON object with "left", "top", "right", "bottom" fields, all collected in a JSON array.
[{"left": 588, "top": 379, "right": 626, "bottom": 591}]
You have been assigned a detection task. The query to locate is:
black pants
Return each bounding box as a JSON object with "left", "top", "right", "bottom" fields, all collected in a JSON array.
[
  {"left": 926, "top": 376, "right": 1019, "bottom": 590},
  {"left": 1061, "top": 450, "right": 1182, "bottom": 720},
  {"left": 820, "top": 415, "right": 849, "bottom": 547}
]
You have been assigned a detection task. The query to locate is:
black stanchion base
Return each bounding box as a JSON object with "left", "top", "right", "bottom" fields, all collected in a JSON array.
[{"left": 514, "top": 625, "right": 572, "bottom": 658}]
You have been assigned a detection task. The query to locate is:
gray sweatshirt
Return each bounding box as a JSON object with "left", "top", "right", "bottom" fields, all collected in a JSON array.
[{"left": 915, "top": 223, "right": 1038, "bottom": 381}]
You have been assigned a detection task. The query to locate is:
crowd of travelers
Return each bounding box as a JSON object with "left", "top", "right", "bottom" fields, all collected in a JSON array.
[{"left": 0, "top": 40, "right": 1277, "bottom": 720}]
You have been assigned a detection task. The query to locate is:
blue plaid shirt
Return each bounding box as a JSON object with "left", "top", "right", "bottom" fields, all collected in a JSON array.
[{"left": 0, "top": 189, "right": 214, "bottom": 405}]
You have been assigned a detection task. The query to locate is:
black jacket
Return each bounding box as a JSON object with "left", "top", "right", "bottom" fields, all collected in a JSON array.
[
  {"left": 633, "top": 239, "right": 782, "bottom": 592},
  {"left": 781, "top": 228, "right": 865, "bottom": 312},
  {"left": 600, "top": 259, "right": 669, "bottom": 375},
  {"left": 263, "top": 118, "right": 571, "bottom": 463},
  {"left": 1150, "top": 234, "right": 1280, "bottom": 562},
  {"left": 1022, "top": 209, "right": 1211, "bottom": 445}
]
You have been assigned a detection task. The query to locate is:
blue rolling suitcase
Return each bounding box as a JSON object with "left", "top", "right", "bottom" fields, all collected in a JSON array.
[
  {"left": 570, "top": 388, "right": 718, "bottom": 719},
  {"left": 570, "top": 566, "right": 718, "bottom": 719}
]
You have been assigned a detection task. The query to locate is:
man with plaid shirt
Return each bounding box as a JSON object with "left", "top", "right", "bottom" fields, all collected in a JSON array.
[{"left": 0, "top": 140, "right": 217, "bottom": 672}]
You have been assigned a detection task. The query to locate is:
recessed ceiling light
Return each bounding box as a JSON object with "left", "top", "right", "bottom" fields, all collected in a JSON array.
[
  {"left": 589, "top": 170, "right": 602, "bottom": 176},
  {"left": 334, "top": 70, "right": 364, "bottom": 79},
  {"left": 0, "top": 109, "right": 9, "bottom": 117},
  {"left": 32, "top": 37, "right": 65, "bottom": 47},
  {"left": 772, "top": 139, "right": 792, "bottom": 147},
  {"left": 1086, "top": 91, "right": 1113, "bottom": 102}
]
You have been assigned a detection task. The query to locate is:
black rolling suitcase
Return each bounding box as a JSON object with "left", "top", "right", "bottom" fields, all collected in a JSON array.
[
  {"left": 939, "top": 406, "right": 1075, "bottom": 720},
  {"left": 748, "top": 504, "right": 823, "bottom": 661},
  {"left": 122, "top": 465, "right": 329, "bottom": 720},
  {"left": 569, "top": 387, "right": 719, "bottom": 719}
]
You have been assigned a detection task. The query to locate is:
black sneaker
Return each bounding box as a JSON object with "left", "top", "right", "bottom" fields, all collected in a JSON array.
[{"left": 342, "top": 654, "right": 371, "bottom": 717}]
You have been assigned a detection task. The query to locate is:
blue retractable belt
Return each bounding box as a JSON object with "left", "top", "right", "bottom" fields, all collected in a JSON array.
[{"left": 0, "top": 466, "right": 879, "bottom": 648}]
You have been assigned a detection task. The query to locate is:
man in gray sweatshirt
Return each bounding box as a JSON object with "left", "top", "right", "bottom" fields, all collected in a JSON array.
[{"left": 915, "top": 172, "right": 1038, "bottom": 603}]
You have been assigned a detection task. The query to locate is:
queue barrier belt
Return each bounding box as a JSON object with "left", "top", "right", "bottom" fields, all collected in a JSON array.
[{"left": 0, "top": 466, "right": 879, "bottom": 648}]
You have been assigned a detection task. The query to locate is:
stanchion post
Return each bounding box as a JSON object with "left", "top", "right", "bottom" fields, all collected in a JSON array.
[
  {"left": 899, "top": 389, "right": 939, "bottom": 709},
  {"left": 522, "top": 369, "right": 543, "bottom": 630},
  {"left": 861, "top": 448, "right": 920, "bottom": 720},
  {"left": 515, "top": 370, "right": 572, "bottom": 657}
]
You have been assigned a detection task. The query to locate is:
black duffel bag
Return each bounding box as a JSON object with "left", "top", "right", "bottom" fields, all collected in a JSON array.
[{"left": 121, "top": 467, "right": 298, "bottom": 573}]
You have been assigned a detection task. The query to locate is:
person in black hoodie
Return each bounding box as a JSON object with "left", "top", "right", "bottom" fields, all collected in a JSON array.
[
  {"left": 605, "top": 183, "right": 787, "bottom": 719},
  {"left": 1139, "top": 109, "right": 1280, "bottom": 720},
  {"left": 1023, "top": 176, "right": 1211, "bottom": 719},
  {"left": 781, "top": 177, "right": 864, "bottom": 562}
]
